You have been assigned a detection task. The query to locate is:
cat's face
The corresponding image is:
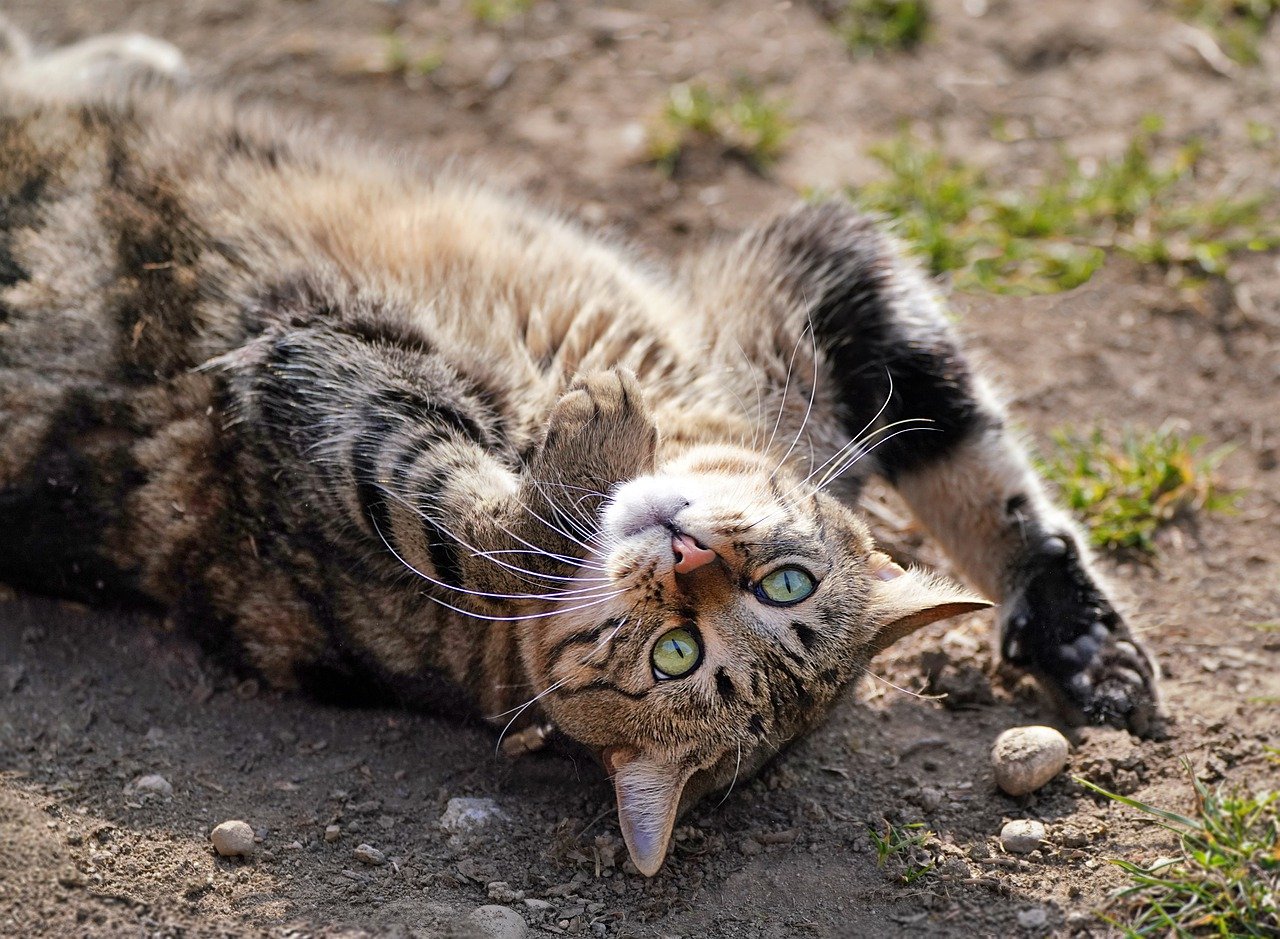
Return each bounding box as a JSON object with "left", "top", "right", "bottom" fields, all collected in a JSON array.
[{"left": 520, "top": 445, "right": 988, "bottom": 875}]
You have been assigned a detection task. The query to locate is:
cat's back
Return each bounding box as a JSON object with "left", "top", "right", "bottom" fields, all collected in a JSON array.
[{"left": 0, "top": 67, "right": 689, "bottom": 389}]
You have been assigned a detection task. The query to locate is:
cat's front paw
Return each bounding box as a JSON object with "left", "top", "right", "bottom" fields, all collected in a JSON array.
[
  {"left": 1001, "top": 535, "right": 1161, "bottom": 737},
  {"left": 536, "top": 368, "right": 658, "bottom": 495}
]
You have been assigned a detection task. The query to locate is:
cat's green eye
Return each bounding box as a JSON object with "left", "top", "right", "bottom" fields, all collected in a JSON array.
[
  {"left": 755, "top": 566, "right": 817, "bottom": 606},
  {"left": 651, "top": 627, "right": 702, "bottom": 680}
]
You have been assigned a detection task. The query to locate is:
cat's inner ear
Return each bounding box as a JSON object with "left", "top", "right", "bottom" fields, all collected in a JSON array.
[
  {"left": 604, "top": 747, "right": 696, "bottom": 877},
  {"left": 866, "top": 563, "right": 992, "bottom": 655}
]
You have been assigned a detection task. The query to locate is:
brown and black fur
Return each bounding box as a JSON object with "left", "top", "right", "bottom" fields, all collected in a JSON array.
[{"left": 0, "top": 27, "right": 1158, "bottom": 874}]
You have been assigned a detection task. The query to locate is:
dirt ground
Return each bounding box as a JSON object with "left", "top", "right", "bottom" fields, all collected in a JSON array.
[{"left": 1, "top": 1, "right": 1278, "bottom": 936}]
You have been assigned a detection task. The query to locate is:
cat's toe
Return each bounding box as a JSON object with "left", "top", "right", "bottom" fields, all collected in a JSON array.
[{"left": 1000, "top": 536, "right": 1161, "bottom": 737}]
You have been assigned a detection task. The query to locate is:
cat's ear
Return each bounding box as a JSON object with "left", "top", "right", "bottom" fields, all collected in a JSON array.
[
  {"left": 866, "top": 555, "right": 992, "bottom": 654},
  {"left": 604, "top": 747, "right": 696, "bottom": 877}
]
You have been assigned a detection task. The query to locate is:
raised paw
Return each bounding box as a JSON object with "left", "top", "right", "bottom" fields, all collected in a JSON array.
[
  {"left": 536, "top": 368, "right": 658, "bottom": 496},
  {"left": 1000, "top": 534, "right": 1161, "bottom": 736}
]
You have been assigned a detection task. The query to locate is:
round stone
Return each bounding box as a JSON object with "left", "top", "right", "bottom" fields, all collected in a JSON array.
[
  {"left": 210, "top": 820, "right": 255, "bottom": 857},
  {"left": 991, "top": 725, "right": 1070, "bottom": 796},
  {"left": 468, "top": 905, "right": 528, "bottom": 939},
  {"left": 1000, "top": 819, "right": 1046, "bottom": 854},
  {"left": 132, "top": 774, "right": 173, "bottom": 798}
]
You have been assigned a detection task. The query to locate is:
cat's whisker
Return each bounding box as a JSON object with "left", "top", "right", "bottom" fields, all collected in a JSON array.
[
  {"left": 729, "top": 337, "right": 767, "bottom": 450},
  {"left": 861, "top": 666, "right": 946, "bottom": 702},
  {"left": 370, "top": 515, "right": 620, "bottom": 604},
  {"left": 375, "top": 485, "right": 601, "bottom": 586}
]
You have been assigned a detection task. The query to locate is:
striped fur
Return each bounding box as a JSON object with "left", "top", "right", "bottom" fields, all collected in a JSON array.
[{"left": 0, "top": 28, "right": 1157, "bottom": 875}]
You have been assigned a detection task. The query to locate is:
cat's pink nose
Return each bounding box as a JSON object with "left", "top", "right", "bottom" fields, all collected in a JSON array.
[{"left": 672, "top": 532, "right": 716, "bottom": 574}]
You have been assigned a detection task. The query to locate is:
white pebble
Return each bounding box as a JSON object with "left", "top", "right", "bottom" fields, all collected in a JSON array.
[
  {"left": 1000, "top": 819, "right": 1046, "bottom": 854},
  {"left": 132, "top": 774, "right": 173, "bottom": 798},
  {"left": 324, "top": 824, "right": 341, "bottom": 843},
  {"left": 439, "top": 797, "right": 507, "bottom": 834},
  {"left": 352, "top": 843, "right": 386, "bottom": 865},
  {"left": 210, "top": 820, "right": 255, "bottom": 857},
  {"left": 468, "top": 905, "right": 528, "bottom": 939},
  {"left": 991, "top": 725, "right": 1070, "bottom": 796},
  {"left": 1017, "top": 907, "right": 1048, "bottom": 928}
]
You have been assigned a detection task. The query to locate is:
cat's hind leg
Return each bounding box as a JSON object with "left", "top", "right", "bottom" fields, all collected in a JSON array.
[{"left": 746, "top": 202, "right": 1160, "bottom": 735}]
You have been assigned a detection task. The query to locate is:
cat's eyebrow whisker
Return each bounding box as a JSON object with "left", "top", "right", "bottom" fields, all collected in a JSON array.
[
  {"left": 774, "top": 302, "right": 820, "bottom": 478},
  {"left": 806, "top": 417, "right": 936, "bottom": 492},
  {"left": 762, "top": 318, "right": 814, "bottom": 462},
  {"left": 814, "top": 424, "right": 941, "bottom": 493}
]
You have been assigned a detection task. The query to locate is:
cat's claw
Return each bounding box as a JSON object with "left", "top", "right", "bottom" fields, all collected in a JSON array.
[{"left": 1000, "top": 535, "right": 1161, "bottom": 737}]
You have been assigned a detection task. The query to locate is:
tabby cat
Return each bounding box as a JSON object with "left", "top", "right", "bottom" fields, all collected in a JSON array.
[{"left": 0, "top": 25, "right": 1158, "bottom": 875}]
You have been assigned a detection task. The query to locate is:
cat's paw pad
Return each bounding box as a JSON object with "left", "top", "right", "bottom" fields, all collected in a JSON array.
[{"left": 1001, "top": 536, "right": 1160, "bottom": 737}]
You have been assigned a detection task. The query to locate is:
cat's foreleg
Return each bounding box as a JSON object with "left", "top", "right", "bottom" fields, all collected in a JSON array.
[
  {"left": 753, "top": 203, "right": 1160, "bottom": 735},
  {"left": 220, "top": 325, "right": 655, "bottom": 606}
]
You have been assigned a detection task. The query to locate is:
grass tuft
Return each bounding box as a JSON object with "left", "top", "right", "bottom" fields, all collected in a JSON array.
[
  {"left": 829, "top": 0, "right": 931, "bottom": 55},
  {"left": 648, "top": 82, "right": 792, "bottom": 175},
  {"left": 849, "top": 119, "right": 1276, "bottom": 293},
  {"left": 868, "top": 820, "right": 936, "bottom": 884},
  {"left": 1038, "top": 426, "right": 1236, "bottom": 554},
  {"left": 1078, "top": 773, "right": 1280, "bottom": 936},
  {"left": 1170, "top": 0, "right": 1280, "bottom": 65}
]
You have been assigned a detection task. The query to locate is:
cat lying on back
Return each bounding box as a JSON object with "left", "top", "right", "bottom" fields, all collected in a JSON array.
[{"left": 0, "top": 23, "right": 1158, "bottom": 875}]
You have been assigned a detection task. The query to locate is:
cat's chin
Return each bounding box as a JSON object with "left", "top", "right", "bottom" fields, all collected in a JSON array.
[{"left": 600, "top": 475, "right": 691, "bottom": 540}]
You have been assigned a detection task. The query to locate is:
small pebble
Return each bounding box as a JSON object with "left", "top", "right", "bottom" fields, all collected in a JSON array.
[
  {"left": 1000, "top": 819, "right": 1046, "bottom": 854},
  {"left": 440, "top": 797, "right": 507, "bottom": 834},
  {"left": 210, "top": 820, "right": 255, "bottom": 857},
  {"left": 132, "top": 774, "right": 173, "bottom": 799},
  {"left": 352, "top": 843, "right": 386, "bottom": 866},
  {"left": 916, "top": 786, "right": 944, "bottom": 813},
  {"left": 324, "top": 824, "right": 341, "bottom": 843},
  {"left": 522, "top": 898, "right": 551, "bottom": 911},
  {"left": 1017, "top": 907, "right": 1048, "bottom": 928},
  {"left": 992, "top": 725, "right": 1070, "bottom": 796},
  {"left": 468, "top": 904, "right": 528, "bottom": 939}
]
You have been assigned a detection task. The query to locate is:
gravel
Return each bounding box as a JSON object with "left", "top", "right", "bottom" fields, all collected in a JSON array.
[
  {"left": 1000, "top": 819, "right": 1046, "bottom": 854},
  {"left": 210, "top": 820, "right": 255, "bottom": 857},
  {"left": 991, "top": 725, "right": 1070, "bottom": 796}
]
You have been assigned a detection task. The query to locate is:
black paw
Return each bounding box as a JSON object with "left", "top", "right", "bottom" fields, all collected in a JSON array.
[{"left": 1001, "top": 534, "right": 1160, "bottom": 736}]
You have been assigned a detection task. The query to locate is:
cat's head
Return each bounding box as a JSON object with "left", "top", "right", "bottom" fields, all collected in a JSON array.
[{"left": 521, "top": 444, "right": 989, "bottom": 876}]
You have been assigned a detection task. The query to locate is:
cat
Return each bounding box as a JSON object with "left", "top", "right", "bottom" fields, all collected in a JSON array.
[{"left": 0, "top": 23, "right": 1158, "bottom": 876}]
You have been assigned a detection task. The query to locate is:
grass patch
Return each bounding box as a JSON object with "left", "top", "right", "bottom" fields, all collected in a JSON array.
[
  {"left": 827, "top": 0, "right": 931, "bottom": 55},
  {"left": 1038, "top": 426, "right": 1236, "bottom": 554},
  {"left": 380, "top": 30, "right": 443, "bottom": 81},
  {"left": 470, "top": 0, "right": 534, "bottom": 26},
  {"left": 1078, "top": 773, "right": 1279, "bottom": 936},
  {"left": 648, "top": 83, "right": 792, "bottom": 175},
  {"left": 1170, "top": 0, "right": 1280, "bottom": 64},
  {"left": 868, "top": 820, "right": 936, "bottom": 884},
  {"left": 849, "top": 118, "right": 1276, "bottom": 293}
]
